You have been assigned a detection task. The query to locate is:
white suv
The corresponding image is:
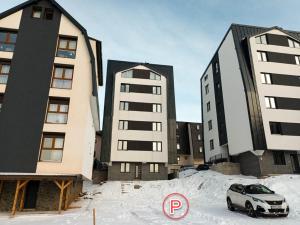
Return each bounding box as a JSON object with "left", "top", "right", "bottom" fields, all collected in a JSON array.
[{"left": 226, "top": 184, "right": 289, "bottom": 217}]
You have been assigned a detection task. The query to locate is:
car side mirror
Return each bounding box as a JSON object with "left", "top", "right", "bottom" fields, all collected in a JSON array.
[{"left": 242, "top": 191, "right": 246, "bottom": 195}]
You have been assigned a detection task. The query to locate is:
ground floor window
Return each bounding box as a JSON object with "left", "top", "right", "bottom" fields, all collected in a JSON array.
[
  {"left": 150, "top": 163, "right": 159, "bottom": 173},
  {"left": 273, "top": 151, "right": 286, "bottom": 165},
  {"left": 121, "top": 163, "right": 130, "bottom": 173}
]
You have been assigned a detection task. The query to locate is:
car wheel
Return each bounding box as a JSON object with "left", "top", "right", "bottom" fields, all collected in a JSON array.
[
  {"left": 246, "top": 202, "right": 257, "bottom": 218},
  {"left": 227, "top": 198, "right": 235, "bottom": 211}
]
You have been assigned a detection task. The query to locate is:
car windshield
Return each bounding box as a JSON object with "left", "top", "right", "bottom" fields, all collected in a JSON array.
[{"left": 245, "top": 185, "right": 273, "bottom": 194}]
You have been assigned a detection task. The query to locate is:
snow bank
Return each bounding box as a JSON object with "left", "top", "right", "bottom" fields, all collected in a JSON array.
[{"left": 0, "top": 171, "right": 299, "bottom": 225}]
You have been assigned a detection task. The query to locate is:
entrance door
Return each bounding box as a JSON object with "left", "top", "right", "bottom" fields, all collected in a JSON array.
[
  {"left": 291, "top": 154, "right": 300, "bottom": 173},
  {"left": 23, "top": 181, "right": 40, "bottom": 209},
  {"left": 135, "top": 164, "right": 142, "bottom": 179}
]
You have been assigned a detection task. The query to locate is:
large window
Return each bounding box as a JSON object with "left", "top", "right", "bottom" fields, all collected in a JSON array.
[
  {"left": 51, "top": 66, "right": 73, "bottom": 89},
  {"left": 150, "top": 163, "right": 159, "bottom": 173},
  {"left": 121, "top": 70, "right": 133, "bottom": 78},
  {"left": 120, "top": 163, "right": 130, "bottom": 173},
  {"left": 0, "top": 31, "right": 17, "bottom": 52},
  {"left": 153, "top": 142, "right": 162, "bottom": 152},
  {"left": 288, "top": 38, "right": 300, "bottom": 48},
  {"left": 257, "top": 51, "right": 267, "bottom": 62},
  {"left": 40, "top": 133, "right": 65, "bottom": 162},
  {"left": 153, "top": 104, "right": 162, "bottom": 113},
  {"left": 0, "top": 62, "right": 10, "bottom": 84},
  {"left": 261, "top": 73, "right": 272, "bottom": 84},
  {"left": 265, "top": 97, "right": 276, "bottom": 109},
  {"left": 46, "top": 99, "right": 69, "bottom": 124},
  {"left": 255, "top": 35, "right": 267, "bottom": 44},
  {"left": 56, "top": 37, "right": 77, "bottom": 59},
  {"left": 273, "top": 151, "right": 286, "bottom": 165}
]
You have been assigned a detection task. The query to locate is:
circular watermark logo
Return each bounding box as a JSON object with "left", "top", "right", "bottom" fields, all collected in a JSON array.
[{"left": 162, "top": 193, "right": 189, "bottom": 220}]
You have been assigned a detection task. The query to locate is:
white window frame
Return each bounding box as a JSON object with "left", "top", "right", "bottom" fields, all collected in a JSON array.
[
  {"left": 153, "top": 141, "right": 162, "bottom": 152},
  {"left": 120, "top": 84, "right": 130, "bottom": 92},
  {"left": 120, "top": 101, "right": 129, "bottom": 111},
  {"left": 288, "top": 38, "right": 300, "bottom": 48},
  {"left": 196, "top": 125, "right": 200, "bottom": 130},
  {"left": 261, "top": 73, "right": 272, "bottom": 84},
  {"left": 118, "top": 140, "right": 128, "bottom": 150},
  {"left": 152, "top": 122, "right": 162, "bottom": 131},
  {"left": 152, "top": 86, "right": 161, "bottom": 95},
  {"left": 118, "top": 120, "right": 128, "bottom": 130},
  {"left": 121, "top": 163, "right": 130, "bottom": 173},
  {"left": 295, "top": 56, "right": 300, "bottom": 65},
  {"left": 150, "top": 72, "right": 161, "bottom": 81},
  {"left": 121, "top": 70, "right": 133, "bottom": 78},
  {"left": 265, "top": 97, "right": 276, "bottom": 109},
  {"left": 255, "top": 35, "right": 267, "bottom": 44},
  {"left": 199, "top": 147, "right": 203, "bottom": 153},
  {"left": 257, "top": 51, "right": 267, "bottom": 62},
  {"left": 153, "top": 104, "right": 162, "bottom": 113},
  {"left": 150, "top": 163, "right": 159, "bottom": 173}
]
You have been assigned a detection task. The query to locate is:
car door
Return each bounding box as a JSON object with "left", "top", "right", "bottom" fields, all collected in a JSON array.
[
  {"left": 235, "top": 185, "right": 246, "bottom": 207},
  {"left": 229, "top": 185, "right": 240, "bottom": 205}
]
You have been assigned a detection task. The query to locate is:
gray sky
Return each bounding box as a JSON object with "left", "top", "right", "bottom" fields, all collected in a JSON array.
[{"left": 1, "top": 0, "right": 300, "bottom": 125}]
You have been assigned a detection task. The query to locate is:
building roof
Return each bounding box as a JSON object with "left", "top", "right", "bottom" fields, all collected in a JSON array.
[{"left": 0, "top": 0, "right": 103, "bottom": 87}]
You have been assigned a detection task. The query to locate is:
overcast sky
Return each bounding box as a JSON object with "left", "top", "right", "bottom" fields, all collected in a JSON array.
[{"left": 1, "top": 0, "right": 300, "bottom": 125}]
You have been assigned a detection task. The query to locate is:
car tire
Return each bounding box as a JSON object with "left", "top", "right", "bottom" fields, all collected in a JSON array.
[
  {"left": 246, "top": 202, "right": 257, "bottom": 218},
  {"left": 227, "top": 198, "right": 235, "bottom": 211}
]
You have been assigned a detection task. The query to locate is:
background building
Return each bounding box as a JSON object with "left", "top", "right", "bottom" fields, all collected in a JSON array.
[
  {"left": 101, "top": 60, "right": 177, "bottom": 181},
  {"left": 0, "top": 0, "right": 102, "bottom": 213},
  {"left": 201, "top": 23, "right": 300, "bottom": 176}
]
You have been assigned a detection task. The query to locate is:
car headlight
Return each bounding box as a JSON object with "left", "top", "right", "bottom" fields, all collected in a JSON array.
[{"left": 252, "top": 197, "right": 265, "bottom": 203}]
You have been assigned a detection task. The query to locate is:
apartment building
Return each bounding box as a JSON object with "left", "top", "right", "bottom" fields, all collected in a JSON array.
[
  {"left": 169, "top": 122, "right": 204, "bottom": 172},
  {"left": 101, "top": 60, "right": 177, "bottom": 181},
  {"left": 201, "top": 24, "right": 300, "bottom": 176},
  {"left": 0, "top": 0, "right": 102, "bottom": 214}
]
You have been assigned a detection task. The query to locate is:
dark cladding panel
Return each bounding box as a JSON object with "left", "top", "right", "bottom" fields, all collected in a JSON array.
[
  {"left": 266, "top": 34, "right": 289, "bottom": 47},
  {"left": 276, "top": 97, "right": 300, "bottom": 110},
  {"left": 271, "top": 74, "right": 300, "bottom": 87},
  {"left": 129, "top": 102, "right": 153, "bottom": 112},
  {"left": 127, "top": 140, "right": 153, "bottom": 151},
  {"left": 267, "top": 52, "right": 295, "bottom": 64},
  {"left": 0, "top": 1, "right": 61, "bottom": 172},
  {"left": 176, "top": 122, "right": 190, "bottom": 155},
  {"left": 128, "top": 121, "right": 152, "bottom": 131},
  {"left": 133, "top": 69, "right": 150, "bottom": 79},
  {"left": 129, "top": 84, "right": 153, "bottom": 94}
]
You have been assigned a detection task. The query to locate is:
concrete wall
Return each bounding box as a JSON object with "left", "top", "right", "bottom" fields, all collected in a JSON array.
[{"left": 211, "top": 162, "right": 241, "bottom": 175}]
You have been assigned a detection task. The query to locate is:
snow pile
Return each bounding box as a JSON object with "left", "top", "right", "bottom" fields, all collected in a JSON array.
[{"left": 0, "top": 170, "right": 299, "bottom": 225}]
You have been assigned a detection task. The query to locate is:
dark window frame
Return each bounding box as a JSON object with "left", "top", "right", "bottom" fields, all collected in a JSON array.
[
  {"left": 45, "top": 98, "right": 70, "bottom": 124},
  {"left": 0, "top": 30, "right": 17, "bottom": 52},
  {"left": 39, "top": 133, "right": 65, "bottom": 162},
  {"left": 56, "top": 36, "right": 78, "bottom": 59},
  {"left": 0, "top": 61, "right": 10, "bottom": 85},
  {"left": 44, "top": 8, "right": 54, "bottom": 20},
  {"left": 51, "top": 65, "right": 74, "bottom": 89},
  {"left": 31, "top": 6, "right": 43, "bottom": 19},
  {"left": 273, "top": 151, "right": 286, "bottom": 165}
]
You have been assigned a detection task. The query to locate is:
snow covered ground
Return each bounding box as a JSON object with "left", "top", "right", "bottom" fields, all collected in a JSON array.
[{"left": 0, "top": 170, "right": 300, "bottom": 225}]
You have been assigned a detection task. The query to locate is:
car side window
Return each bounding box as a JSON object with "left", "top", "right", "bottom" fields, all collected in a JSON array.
[{"left": 236, "top": 185, "right": 244, "bottom": 193}]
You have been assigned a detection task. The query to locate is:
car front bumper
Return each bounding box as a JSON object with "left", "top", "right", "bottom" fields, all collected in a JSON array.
[{"left": 256, "top": 203, "right": 289, "bottom": 216}]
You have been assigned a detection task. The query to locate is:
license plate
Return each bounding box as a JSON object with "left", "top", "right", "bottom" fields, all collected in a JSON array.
[{"left": 271, "top": 205, "right": 282, "bottom": 209}]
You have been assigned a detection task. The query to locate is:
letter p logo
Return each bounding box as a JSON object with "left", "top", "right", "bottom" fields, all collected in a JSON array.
[{"left": 169, "top": 199, "right": 182, "bottom": 215}]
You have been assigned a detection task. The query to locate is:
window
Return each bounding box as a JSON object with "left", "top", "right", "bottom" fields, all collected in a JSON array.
[
  {"left": 0, "top": 62, "right": 10, "bottom": 84},
  {"left": 207, "top": 102, "right": 211, "bottom": 112},
  {"left": 32, "top": 6, "right": 42, "bottom": 18},
  {"left": 0, "top": 31, "right": 17, "bottom": 52},
  {"left": 273, "top": 151, "right": 286, "bottom": 165},
  {"left": 208, "top": 120, "right": 212, "bottom": 130},
  {"left": 215, "top": 62, "right": 219, "bottom": 73},
  {"left": 261, "top": 73, "right": 272, "bottom": 84},
  {"left": 120, "top": 163, "right": 130, "bottom": 173},
  {"left": 270, "top": 122, "right": 282, "bottom": 135},
  {"left": 265, "top": 97, "right": 276, "bottom": 109},
  {"left": 120, "top": 101, "right": 129, "bottom": 111},
  {"left": 40, "top": 133, "right": 65, "bottom": 162},
  {"left": 210, "top": 139, "right": 214, "bottom": 150},
  {"left": 153, "top": 141, "right": 162, "bottom": 152},
  {"left": 295, "top": 56, "right": 300, "bottom": 65},
  {"left": 198, "top": 134, "right": 201, "bottom": 141},
  {"left": 121, "top": 70, "right": 133, "bottom": 78},
  {"left": 177, "top": 156, "right": 180, "bottom": 161},
  {"left": 56, "top": 37, "right": 77, "bottom": 59},
  {"left": 199, "top": 147, "right": 203, "bottom": 153},
  {"left": 51, "top": 66, "right": 73, "bottom": 89},
  {"left": 118, "top": 140, "right": 127, "bottom": 150},
  {"left": 257, "top": 51, "right": 267, "bottom": 62},
  {"left": 46, "top": 99, "right": 69, "bottom": 124},
  {"left": 44, "top": 8, "right": 54, "bottom": 20},
  {"left": 205, "top": 84, "right": 209, "bottom": 94},
  {"left": 255, "top": 35, "right": 267, "bottom": 44},
  {"left": 150, "top": 72, "right": 161, "bottom": 80},
  {"left": 153, "top": 104, "right": 162, "bottom": 113},
  {"left": 0, "top": 95, "right": 3, "bottom": 112},
  {"left": 152, "top": 86, "right": 161, "bottom": 95},
  {"left": 204, "top": 74, "right": 208, "bottom": 81},
  {"left": 120, "top": 84, "right": 130, "bottom": 92},
  {"left": 150, "top": 163, "right": 159, "bottom": 173},
  {"left": 196, "top": 125, "right": 200, "bottom": 130},
  {"left": 288, "top": 38, "right": 300, "bottom": 48},
  {"left": 119, "top": 121, "right": 128, "bottom": 130},
  {"left": 176, "top": 123, "right": 179, "bottom": 129},
  {"left": 177, "top": 143, "right": 180, "bottom": 150},
  {"left": 152, "top": 122, "right": 162, "bottom": 131}
]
